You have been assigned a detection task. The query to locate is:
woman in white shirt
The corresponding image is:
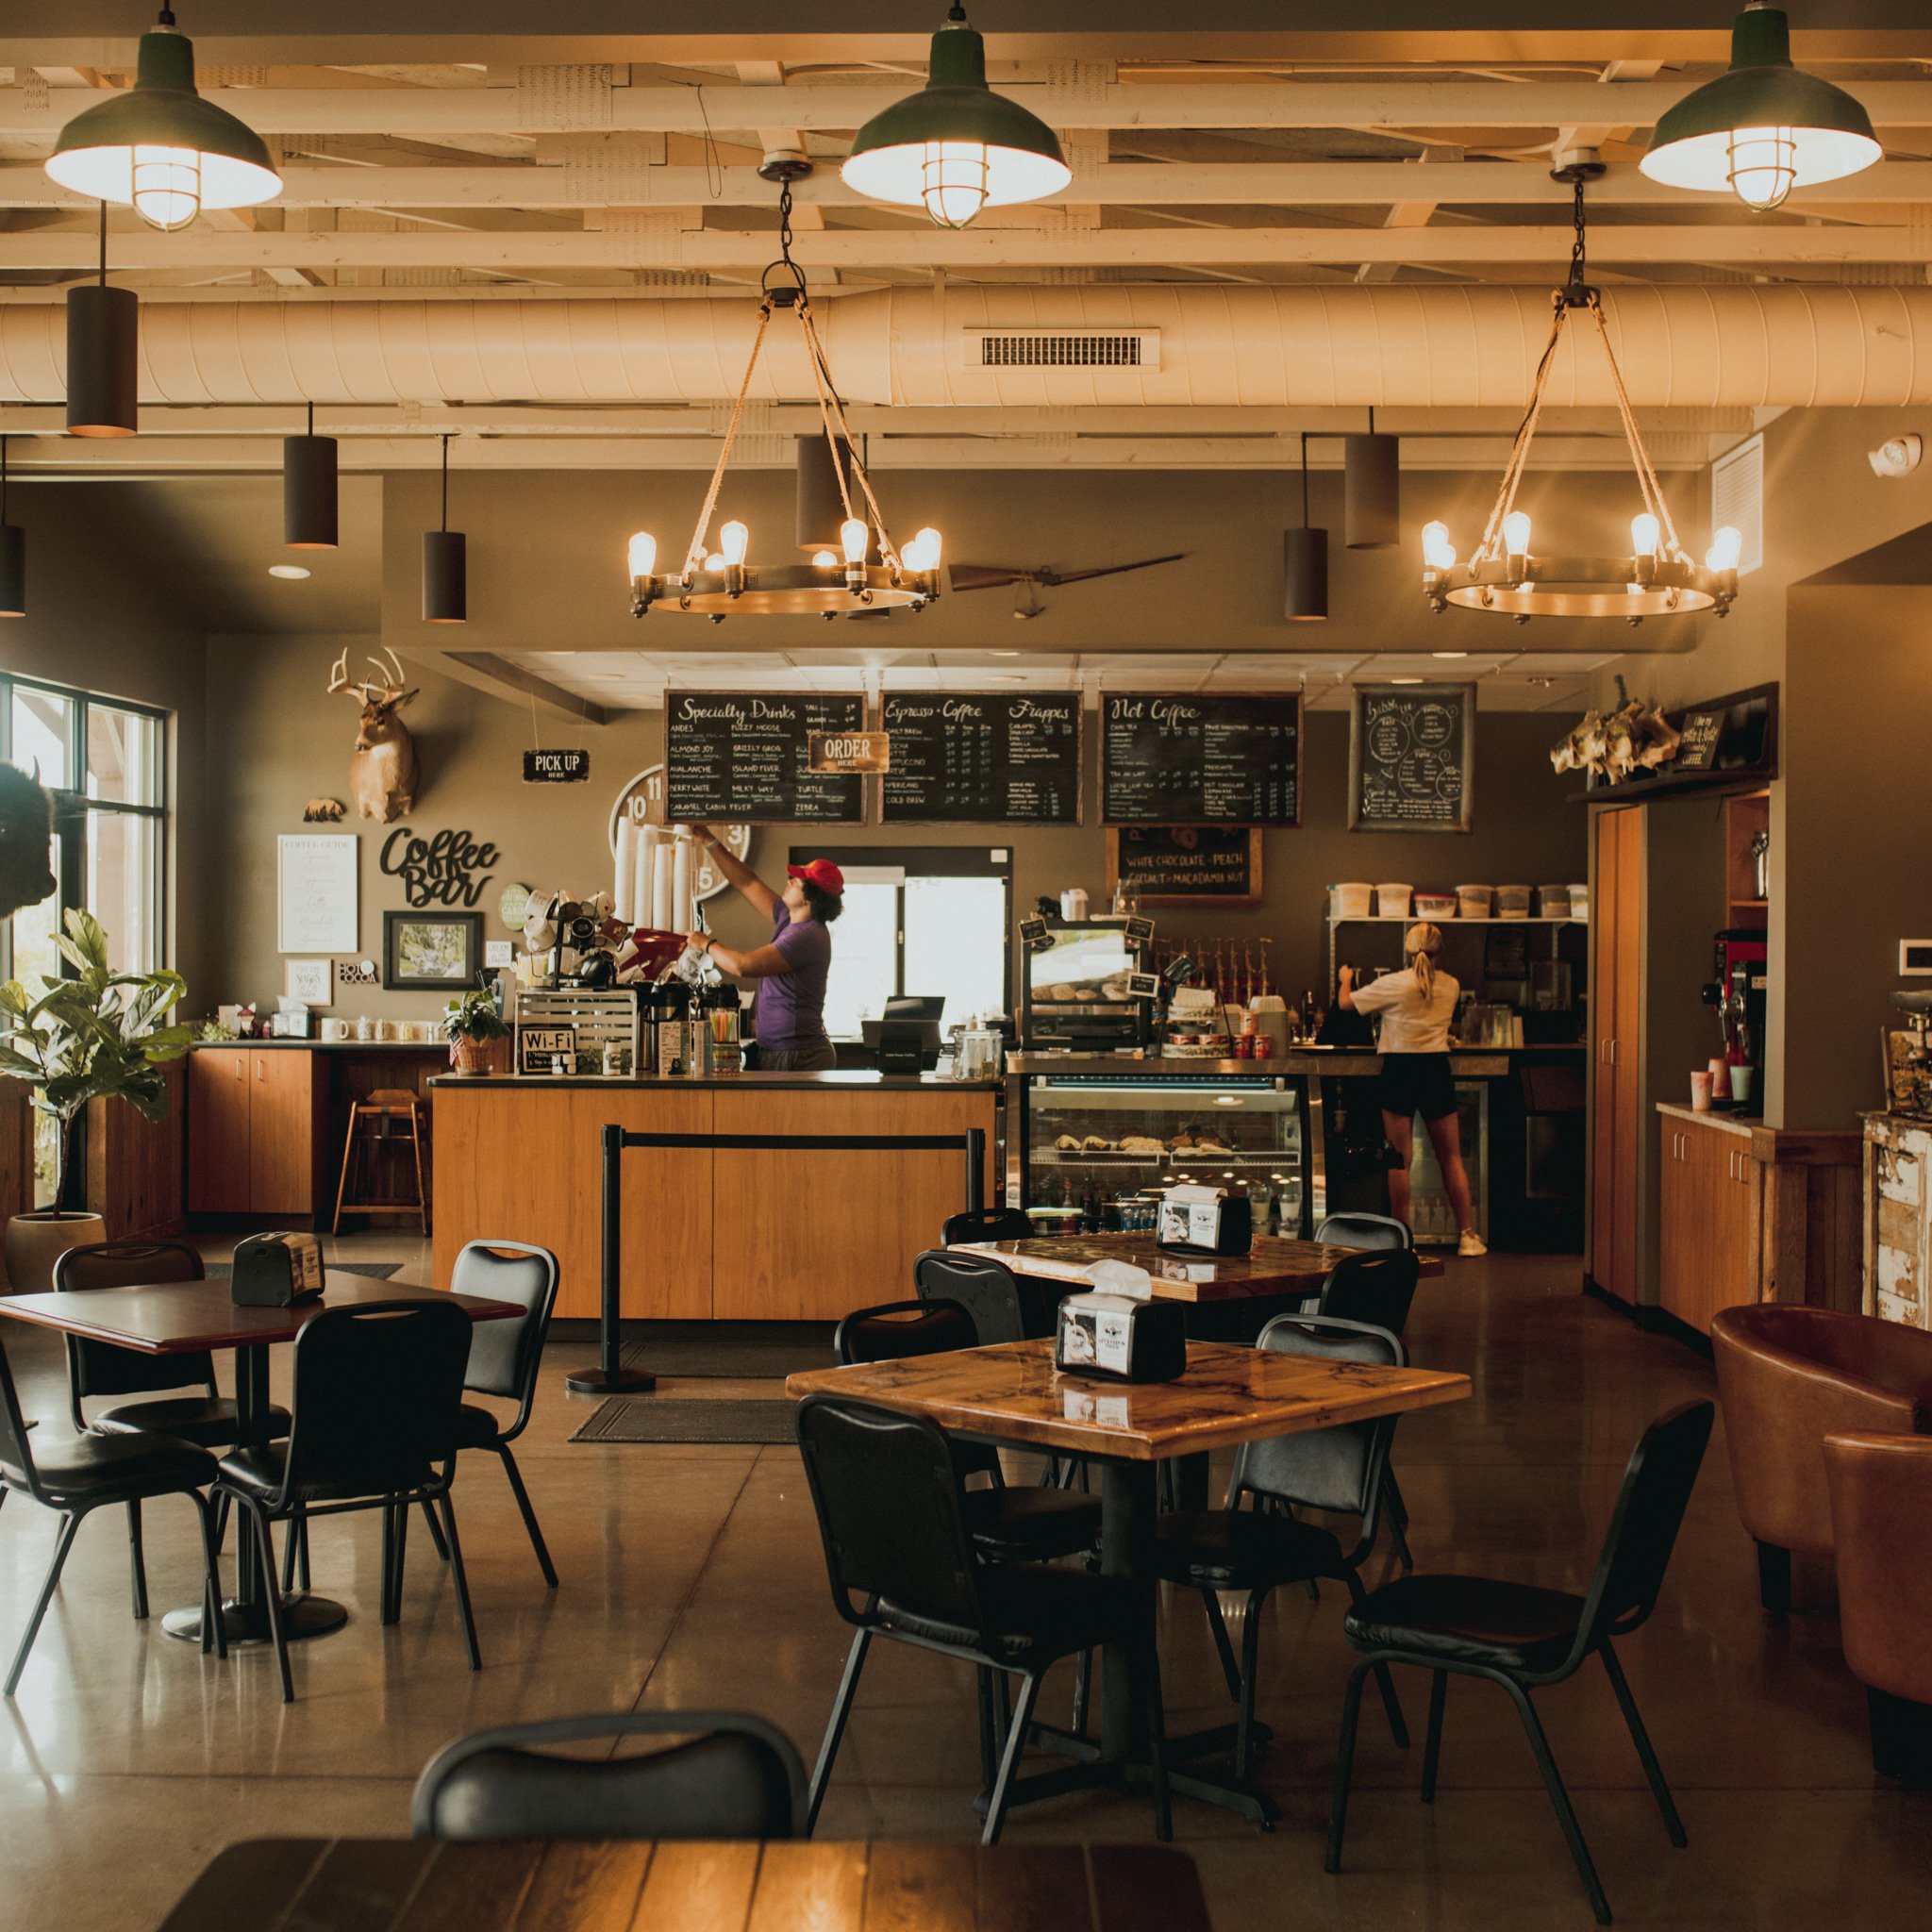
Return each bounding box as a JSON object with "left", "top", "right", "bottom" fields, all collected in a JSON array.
[{"left": 1338, "top": 921, "right": 1486, "bottom": 1257}]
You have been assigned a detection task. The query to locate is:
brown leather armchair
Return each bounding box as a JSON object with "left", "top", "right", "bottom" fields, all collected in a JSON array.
[
  {"left": 1824, "top": 1432, "right": 1932, "bottom": 1783},
  {"left": 1709, "top": 1306, "right": 1932, "bottom": 1613}
]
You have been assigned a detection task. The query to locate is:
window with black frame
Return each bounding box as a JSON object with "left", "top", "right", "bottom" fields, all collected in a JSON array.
[{"left": 789, "top": 844, "right": 1011, "bottom": 1042}]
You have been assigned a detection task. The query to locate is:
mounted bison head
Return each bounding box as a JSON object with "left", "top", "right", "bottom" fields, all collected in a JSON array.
[{"left": 0, "top": 763, "right": 56, "bottom": 921}]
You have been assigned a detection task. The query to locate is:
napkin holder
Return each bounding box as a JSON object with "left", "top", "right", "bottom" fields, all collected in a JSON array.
[
  {"left": 230, "top": 1230, "right": 326, "bottom": 1307},
  {"left": 1054, "top": 1264, "right": 1186, "bottom": 1383},
  {"left": 1157, "top": 1182, "right": 1252, "bottom": 1257}
]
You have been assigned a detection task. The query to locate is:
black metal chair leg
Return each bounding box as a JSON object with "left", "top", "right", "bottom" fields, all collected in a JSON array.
[
  {"left": 212, "top": 1490, "right": 230, "bottom": 1557},
  {"left": 1324, "top": 1657, "right": 1374, "bottom": 1874},
  {"left": 1345, "top": 1570, "right": 1409, "bottom": 1746},
  {"left": 498, "top": 1444, "right": 558, "bottom": 1589},
  {"left": 435, "top": 1493, "right": 482, "bottom": 1672},
  {"left": 807, "top": 1627, "right": 873, "bottom": 1835},
  {"left": 975, "top": 1667, "right": 998, "bottom": 1789},
  {"left": 295, "top": 1512, "right": 310, "bottom": 1592},
  {"left": 1070, "top": 1646, "right": 1092, "bottom": 1740},
  {"left": 1202, "top": 1588, "right": 1243, "bottom": 1702},
  {"left": 1600, "top": 1642, "right": 1687, "bottom": 1848},
  {"left": 1421, "top": 1669, "right": 1447, "bottom": 1802},
  {"left": 1142, "top": 1635, "right": 1174, "bottom": 1843},
  {"left": 1503, "top": 1677, "right": 1612, "bottom": 1926},
  {"left": 421, "top": 1497, "right": 450, "bottom": 1562},
  {"left": 242, "top": 1497, "right": 293, "bottom": 1703},
  {"left": 280, "top": 1507, "right": 303, "bottom": 1593},
  {"left": 378, "top": 1504, "right": 398, "bottom": 1627},
  {"left": 125, "top": 1500, "right": 148, "bottom": 1620},
  {"left": 6, "top": 1510, "right": 81, "bottom": 1698},
  {"left": 390, "top": 1496, "right": 410, "bottom": 1623},
  {"left": 192, "top": 1494, "right": 227, "bottom": 1662},
  {"left": 991, "top": 1666, "right": 1012, "bottom": 1745},
  {"left": 983, "top": 1670, "right": 1041, "bottom": 1845},
  {"left": 1234, "top": 1590, "right": 1265, "bottom": 1782},
  {"left": 1383, "top": 1470, "right": 1416, "bottom": 1573}
]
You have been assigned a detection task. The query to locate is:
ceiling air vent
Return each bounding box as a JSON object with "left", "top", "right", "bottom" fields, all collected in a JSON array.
[
  {"left": 1710, "top": 432, "right": 1764, "bottom": 576},
  {"left": 964, "top": 327, "right": 1160, "bottom": 371}
]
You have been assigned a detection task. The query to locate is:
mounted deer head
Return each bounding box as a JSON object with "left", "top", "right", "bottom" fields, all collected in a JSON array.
[
  {"left": 0, "top": 761, "right": 57, "bottom": 920},
  {"left": 329, "top": 646, "right": 421, "bottom": 824}
]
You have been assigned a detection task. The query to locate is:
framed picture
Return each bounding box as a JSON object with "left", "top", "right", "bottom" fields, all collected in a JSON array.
[
  {"left": 284, "top": 958, "right": 332, "bottom": 1008},
  {"left": 383, "top": 911, "right": 483, "bottom": 991}
]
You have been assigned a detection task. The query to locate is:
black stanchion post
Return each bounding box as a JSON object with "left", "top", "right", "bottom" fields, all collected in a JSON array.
[
  {"left": 965, "top": 1127, "right": 986, "bottom": 1214},
  {"left": 566, "top": 1122, "right": 657, "bottom": 1395}
]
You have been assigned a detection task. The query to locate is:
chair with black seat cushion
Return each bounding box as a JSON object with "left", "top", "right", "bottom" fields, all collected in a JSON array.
[
  {"left": 1315, "top": 1211, "right": 1415, "bottom": 1253},
  {"left": 412, "top": 1710, "right": 807, "bottom": 1840},
  {"left": 1324, "top": 1399, "right": 1715, "bottom": 1927},
  {"left": 1154, "top": 1314, "right": 1413, "bottom": 1781},
  {"left": 56, "top": 1240, "right": 291, "bottom": 1617},
  {"left": 213, "top": 1297, "right": 479, "bottom": 1703},
  {"left": 941, "top": 1207, "right": 1033, "bottom": 1248},
  {"left": 796, "top": 1392, "right": 1172, "bottom": 1842},
  {"left": 0, "top": 1328, "right": 226, "bottom": 1697}
]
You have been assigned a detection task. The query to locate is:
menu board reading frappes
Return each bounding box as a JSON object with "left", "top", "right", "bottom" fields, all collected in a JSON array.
[
  {"left": 1348, "top": 682, "right": 1475, "bottom": 833},
  {"left": 664, "top": 691, "right": 867, "bottom": 825},
  {"left": 1100, "top": 691, "right": 1301, "bottom": 825},
  {"left": 880, "top": 691, "right": 1082, "bottom": 824}
]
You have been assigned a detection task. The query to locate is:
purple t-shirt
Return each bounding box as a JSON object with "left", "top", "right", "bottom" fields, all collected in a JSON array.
[{"left": 755, "top": 905, "right": 832, "bottom": 1050}]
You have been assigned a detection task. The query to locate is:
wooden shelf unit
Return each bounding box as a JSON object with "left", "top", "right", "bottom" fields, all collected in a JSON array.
[{"left": 1724, "top": 790, "right": 1771, "bottom": 931}]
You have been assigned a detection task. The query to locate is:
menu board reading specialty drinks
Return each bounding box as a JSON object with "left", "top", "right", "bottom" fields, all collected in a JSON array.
[
  {"left": 1100, "top": 691, "right": 1302, "bottom": 825},
  {"left": 664, "top": 691, "right": 867, "bottom": 825},
  {"left": 880, "top": 691, "right": 1082, "bottom": 824},
  {"left": 1348, "top": 681, "right": 1474, "bottom": 833}
]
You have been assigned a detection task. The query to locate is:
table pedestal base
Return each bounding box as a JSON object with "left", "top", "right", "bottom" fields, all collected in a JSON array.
[
  {"left": 1005, "top": 1715, "right": 1280, "bottom": 1828},
  {"left": 161, "top": 1593, "right": 349, "bottom": 1647},
  {"left": 565, "top": 1366, "right": 656, "bottom": 1395}
]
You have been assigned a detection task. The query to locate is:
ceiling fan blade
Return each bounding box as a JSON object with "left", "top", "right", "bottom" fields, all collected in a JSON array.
[
  {"left": 1036, "top": 553, "right": 1188, "bottom": 588},
  {"left": 946, "top": 564, "right": 1029, "bottom": 592}
]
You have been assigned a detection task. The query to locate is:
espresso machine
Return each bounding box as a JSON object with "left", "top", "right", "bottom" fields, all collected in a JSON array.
[{"left": 1704, "top": 928, "right": 1769, "bottom": 1096}]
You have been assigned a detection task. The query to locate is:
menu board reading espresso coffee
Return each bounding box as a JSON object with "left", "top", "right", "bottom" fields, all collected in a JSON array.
[
  {"left": 1348, "top": 681, "right": 1475, "bottom": 833},
  {"left": 665, "top": 691, "right": 867, "bottom": 825},
  {"left": 880, "top": 691, "right": 1082, "bottom": 824},
  {"left": 1101, "top": 691, "right": 1302, "bottom": 825}
]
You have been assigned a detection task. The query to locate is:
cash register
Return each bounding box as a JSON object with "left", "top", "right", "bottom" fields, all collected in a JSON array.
[{"left": 1020, "top": 917, "right": 1157, "bottom": 1054}]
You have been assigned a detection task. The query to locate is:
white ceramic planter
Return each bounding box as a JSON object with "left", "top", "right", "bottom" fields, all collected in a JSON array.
[{"left": 3, "top": 1210, "right": 106, "bottom": 1294}]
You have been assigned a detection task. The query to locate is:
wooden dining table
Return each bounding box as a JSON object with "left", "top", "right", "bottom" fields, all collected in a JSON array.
[
  {"left": 787, "top": 1337, "right": 1471, "bottom": 1827},
  {"left": 157, "top": 1837, "right": 1214, "bottom": 1932},
  {"left": 0, "top": 1275, "right": 518, "bottom": 1648}
]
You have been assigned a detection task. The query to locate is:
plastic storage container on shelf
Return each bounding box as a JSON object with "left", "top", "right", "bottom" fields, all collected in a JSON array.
[
  {"left": 1331, "top": 882, "right": 1374, "bottom": 919},
  {"left": 1567, "top": 882, "right": 1590, "bottom": 922},
  {"left": 1456, "top": 884, "right": 1492, "bottom": 917},
  {"left": 1495, "top": 885, "right": 1533, "bottom": 919},
  {"left": 1414, "top": 891, "right": 1458, "bottom": 920},
  {"left": 1538, "top": 884, "right": 1573, "bottom": 917},
  {"left": 1375, "top": 882, "right": 1413, "bottom": 919}
]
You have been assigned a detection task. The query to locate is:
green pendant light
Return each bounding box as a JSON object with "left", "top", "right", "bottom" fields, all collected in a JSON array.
[
  {"left": 841, "top": 5, "right": 1071, "bottom": 229},
  {"left": 44, "top": 8, "right": 281, "bottom": 233},
  {"left": 1640, "top": 4, "right": 1880, "bottom": 211}
]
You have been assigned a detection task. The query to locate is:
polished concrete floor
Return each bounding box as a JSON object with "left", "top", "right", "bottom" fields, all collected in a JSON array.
[{"left": 1, "top": 1241, "right": 1926, "bottom": 1931}]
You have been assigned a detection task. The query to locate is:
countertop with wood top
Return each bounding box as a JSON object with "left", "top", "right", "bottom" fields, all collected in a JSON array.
[{"left": 428, "top": 1069, "right": 998, "bottom": 1091}]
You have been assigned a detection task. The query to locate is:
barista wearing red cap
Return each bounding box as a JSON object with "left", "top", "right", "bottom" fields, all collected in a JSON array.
[{"left": 681, "top": 828, "right": 843, "bottom": 1072}]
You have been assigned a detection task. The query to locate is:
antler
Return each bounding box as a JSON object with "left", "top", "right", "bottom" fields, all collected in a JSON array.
[
  {"left": 327, "top": 646, "right": 371, "bottom": 701},
  {"left": 360, "top": 646, "right": 410, "bottom": 701}
]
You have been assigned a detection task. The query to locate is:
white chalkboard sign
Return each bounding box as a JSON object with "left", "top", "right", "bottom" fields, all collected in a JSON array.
[
  {"left": 277, "top": 834, "right": 359, "bottom": 953},
  {"left": 1348, "top": 683, "right": 1475, "bottom": 833}
]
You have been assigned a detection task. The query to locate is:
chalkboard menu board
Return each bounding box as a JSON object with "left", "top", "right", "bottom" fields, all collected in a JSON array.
[
  {"left": 1348, "top": 682, "right": 1475, "bottom": 833},
  {"left": 1100, "top": 691, "right": 1302, "bottom": 826},
  {"left": 665, "top": 691, "right": 866, "bottom": 825},
  {"left": 880, "top": 692, "right": 1082, "bottom": 824},
  {"left": 1107, "top": 825, "right": 1262, "bottom": 906}
]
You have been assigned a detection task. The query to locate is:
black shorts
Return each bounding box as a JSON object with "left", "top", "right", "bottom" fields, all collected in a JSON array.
[{"left": 1377, "top": 1054, "right": 1457, "bottom": 1124}]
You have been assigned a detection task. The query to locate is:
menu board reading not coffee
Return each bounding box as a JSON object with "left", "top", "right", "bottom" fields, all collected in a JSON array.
[
  {"left": 1348, "top": 681, "right": 1475, "bottom": 832},
  {"left": 1100, "top": 691, "right": 1302, "bottom": 825},
  {"left": 665, "top": 691, "right": 867, "bottom": 825},
  {"left": 880, "top": 691, "right": 1082, "bottom": 824}
]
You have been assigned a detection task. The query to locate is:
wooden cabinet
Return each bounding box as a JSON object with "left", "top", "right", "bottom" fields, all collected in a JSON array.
[
  {"left": 1590, "top": 806, "right": 1643, "bottom": 1304},
  {"left": 188, "top": 1048, "right": 325, "bottom": 1219}
]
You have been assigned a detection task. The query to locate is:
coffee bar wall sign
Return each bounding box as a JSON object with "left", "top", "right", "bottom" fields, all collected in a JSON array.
[
  {"left": 1101, "top": 692, "right": 1302, "bottom": 826},
  {"left": 277, "top": 834, "right": 358, "bottom": 954},
  {"left": 881, "top": 692, "right": 1082, "bottom": 824},
  {"left": 1348, "top": 682, "right": 1475, "bottom": 833},
  {"left": 379, "top": 828, "right": 499, "bottom": 908},
  {"left": 808, "top": 729, "right": 892, "bottom": 775},
  {"left": 664, "top": 691, "right": 867, "bottom": 825},
  {"left": 524, "top": 749, "right": 591, "bottom": 784},
  {"left": 1106, "top": 824, "right": 1262, "bottom": 907}
]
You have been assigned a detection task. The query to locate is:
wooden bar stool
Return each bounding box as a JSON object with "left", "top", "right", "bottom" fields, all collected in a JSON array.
[{"left": 332, "top": 1088, "right": 430, "bottom": 1236}]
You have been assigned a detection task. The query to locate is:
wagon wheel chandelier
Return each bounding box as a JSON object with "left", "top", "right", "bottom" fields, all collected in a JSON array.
[
  {"left": 1421, "top": 162, "right": 1742, "bottom": 625},
  {"left": 625, "top": 157, "right": 941, "bottom": 620}
]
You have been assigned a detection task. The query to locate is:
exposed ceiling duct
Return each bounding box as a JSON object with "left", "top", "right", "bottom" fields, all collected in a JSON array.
[{"left": 4, "top": 284, "right": 1932, "bottom": 412}]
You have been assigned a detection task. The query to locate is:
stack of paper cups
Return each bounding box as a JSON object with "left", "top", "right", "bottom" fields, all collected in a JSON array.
[
  {"left": 640, "top": 824, "right": 664, "bottom": 931},
  {"left": 614, "top": 817, "right": 639, "bottom": 925},
  {"left": 670, "top": 828, "right": 694, "bottom": 933},
  {"left": 648, "top": 826, "right": 674, "bottom": 931}
]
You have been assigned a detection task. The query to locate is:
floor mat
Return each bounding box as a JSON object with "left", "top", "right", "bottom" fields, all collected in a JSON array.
[
  {"left": 618, "top": 1320, "right": 835, "bottom": 1380},
  {"left": 569, "top": 1397, "right": 797, "bottom": 1445}
]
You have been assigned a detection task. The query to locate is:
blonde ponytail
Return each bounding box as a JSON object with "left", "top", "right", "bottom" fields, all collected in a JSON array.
[{"left": 1406, "top": 921, "right": 1445, "bottom": 1001}]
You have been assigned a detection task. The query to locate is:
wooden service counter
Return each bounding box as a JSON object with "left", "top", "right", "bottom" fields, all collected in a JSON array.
[{"left": 428, "top": 1072, "right": 999, "bottom": 1322}]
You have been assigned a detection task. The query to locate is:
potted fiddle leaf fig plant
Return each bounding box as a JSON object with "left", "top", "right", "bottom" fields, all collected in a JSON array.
[
  {"left": 443, "top": 985, "right": 508, "bottom": 1075},
  {"left": 0, "top": 909, "right": 193, "bottom": 1293}
]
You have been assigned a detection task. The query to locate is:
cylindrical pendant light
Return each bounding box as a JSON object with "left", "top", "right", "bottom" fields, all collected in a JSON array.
[
  {"left": 1284, "top": 433, "right": 1328, "bottom": 621},
  {"left": 422, "top": 435, "right": 466, "bottom": 624},
  {"left": 0, "top": 440, "right": 24, "bottom": 619},
  {"left": 67, "top": 205, "right": 139, "bottom": 439},
  {"left": 284, "top": 402, "right": 339, "bottom": 549},
  {"left": 1345, "top": 408, "right": 1401, "bottom": 549},
  {"left": 794, "top": 434, "right": 849, "bottom": 553}
]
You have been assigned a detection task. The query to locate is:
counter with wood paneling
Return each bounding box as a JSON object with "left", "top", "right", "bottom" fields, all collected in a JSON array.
[{"left": 428, "top": 1074, "right": 999, "bottom": 1321}]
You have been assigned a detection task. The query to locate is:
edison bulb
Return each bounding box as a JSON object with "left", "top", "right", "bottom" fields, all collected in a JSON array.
[
  {"left": 1726, "top": 127, "right": 1797, "bottom": 213},
  {"left": 1630, "top": 512, "right": 1661, "bottom": 558},
  {"left": 704, "top": 552, "right": 726, "bottom": 573},
  {"left": 626, "top": 531, "right": 658, "bottom": 580},
  {"left": 720, "top": 520, "right": 749, "bottom": 567},
  {"left": 1502, "top": 511, "right": 1533, "bottom": 556},
  {"left": 811, "top": 548, "right": 838, "bottom": 568},
  {"left": 1421, "top": 521, "right": 1456, "bottom": 571},
  {"left": 1707, "top": 525, "right": 1743, "bottom": 573},
  {"left": 840, "top": 518, "right": 869, "bottom": 565}
]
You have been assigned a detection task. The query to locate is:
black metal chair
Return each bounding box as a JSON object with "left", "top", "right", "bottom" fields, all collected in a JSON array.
[
  {"left": 1324, "top": 1400, "right": 1716, "bottom": 1927},
  {"left": 1153, "top": 1315, "right": 1413, "bottom": 1783},
  {"left": 412, "top": 1710, "right": 807, "bottom": 1840},
  {"left": 212, "top": 1298, "right": 479, "bottom": 1703},
  {"left": 796, "top": 1392, "right": 1172, "bottom": 1842},
  {"left": 56, "top": 1240, "right": 291, "bottom": 1614},
  {"left": 0, "top": 1329, "right": 226, "bottom": 1697},
  {"left": 941, "top": 1207, "right": 1033, "bottom": 1247},
  {"left": 1315, "top": 1211, "right": 1415, "bottom": 1252}
]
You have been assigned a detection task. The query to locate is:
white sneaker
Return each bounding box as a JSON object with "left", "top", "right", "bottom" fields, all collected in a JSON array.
[{"left": 1457, "top": 1230, "right": 1488, "bottom": 1258}]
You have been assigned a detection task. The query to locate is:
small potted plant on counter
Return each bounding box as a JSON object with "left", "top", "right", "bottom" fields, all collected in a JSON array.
[
  {"left": 443, "top": 986, "right": 508, "bottom": 1075},
  {"left": 0, "top": 909, "right": 192, "bottom": 1292}
]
